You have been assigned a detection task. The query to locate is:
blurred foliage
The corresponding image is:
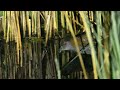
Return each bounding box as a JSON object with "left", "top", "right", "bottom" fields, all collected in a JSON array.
[{"left": 0, "top": 11, "right": 120, "bottom": 79}]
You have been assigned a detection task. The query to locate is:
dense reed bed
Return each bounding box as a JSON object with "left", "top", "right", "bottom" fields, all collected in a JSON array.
[{"left": 0, "top": 11, "right": 119, "bottom": 79}]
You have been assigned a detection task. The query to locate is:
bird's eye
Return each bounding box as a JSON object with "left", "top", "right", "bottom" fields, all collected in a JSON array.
[{"left": 63, "top": 42, "right": 66, "bottom": 45}]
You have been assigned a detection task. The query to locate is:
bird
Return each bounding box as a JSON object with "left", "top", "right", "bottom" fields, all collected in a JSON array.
[
  {"left": 59, "top": 33, "right": 94, "bottom": 78},
  {"left": 59, "top": 33, "right": 91, "bottom": 54}
]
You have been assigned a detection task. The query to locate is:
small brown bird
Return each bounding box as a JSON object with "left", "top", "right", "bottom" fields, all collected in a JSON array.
[
  {"left": 59, "top": 33, "right": 91, "bottom": 54},
  {"left": 59, "top": 33, "right": 93, "bottom": 78}
]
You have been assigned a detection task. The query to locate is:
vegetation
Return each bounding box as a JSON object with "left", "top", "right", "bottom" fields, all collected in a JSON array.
[
  {"left": 0, "top": 11, "right": 119, "bottom": 79},
  {"left": 0, "top": 11, "right": 3, "bottom": 17}
]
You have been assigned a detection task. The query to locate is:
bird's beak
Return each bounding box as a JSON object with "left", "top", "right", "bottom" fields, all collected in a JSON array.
[
  {"left": 59, "top": 46, "right": 63, "bottom": 53},
  {"left": 59, "top": 49, "right": 62, "bottom": 53}
]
